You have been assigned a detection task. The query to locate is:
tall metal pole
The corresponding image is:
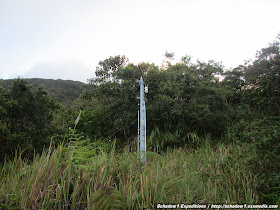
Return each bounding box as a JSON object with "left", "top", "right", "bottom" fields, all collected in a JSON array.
[
  {"left": 137, "top": 110, "right": 140, "bottom": 156},
  {"left": 138, "top": 76, "right": 146, "bottom": 163}
]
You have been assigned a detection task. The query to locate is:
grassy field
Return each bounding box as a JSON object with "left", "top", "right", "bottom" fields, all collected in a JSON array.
[{"left": 0, "top": 133, "right": 260, "bottom": 209}]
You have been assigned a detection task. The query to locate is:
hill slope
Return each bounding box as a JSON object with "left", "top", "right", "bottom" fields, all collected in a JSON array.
[{"left": 1, "top": 78, "right": 85, "bottom": 104}]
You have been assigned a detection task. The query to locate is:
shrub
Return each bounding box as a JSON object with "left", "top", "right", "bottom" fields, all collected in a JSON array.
[{"left": 225, "top": 116, "right": 280, "bottom": 204}]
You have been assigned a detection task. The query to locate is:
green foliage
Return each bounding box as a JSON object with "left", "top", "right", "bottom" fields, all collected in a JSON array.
[
  {"left": 0, "top": 140, "right": 260, "bottom": 209},
  {"left": 244, "top": 74, "right": 280, "bottom": 115},
  {"left": 80, "top": 59, "right": 141, "bottom": 141},
  {"left": 81, "top": 37, "right": 279, "bottom": 144},
  {"left": 66, "top": 128, "right": 116, "bottom": 169},
  {"left": 1, "top": 78, "right": 85, "bottom": 105},
  {"left": 92, "top": 55, "right": 128, "bottom": 84},
  {"left": 84, "top": 56, "right": 231, "bottom": 144},
  {"left": 92, "top": 187, "right": 126, "bottom": 210},
  {"left": 148, "top": 127, "right": 204, "bottom": 152},
  {"left": 0, "top": 193, "right": 21, "bottom": 210},
  {"left": 222, "top": 66, "right": 245, "bottom": 108},
  {"left": 243, "top": 37, "right": 280, "bottom": 115},
  {"left": 0, "top": 78, "right": 59, "bottom": 160},
  {"left": 1, "top": 36, "right": 280, "bottom": 208},
  {"left": 225, "top": 116, "right": 280, "bottom": 204},
  {"left": 245, "top": 40, "right": 279, "bottom": 85}
]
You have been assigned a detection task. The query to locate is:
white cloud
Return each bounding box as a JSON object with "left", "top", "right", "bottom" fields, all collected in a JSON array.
[
  {"left": 0, "top": 0, "right": 280, "bottom": 82},
  {"left": 22, "top": 59, "right": 94, "bottom": 83}
]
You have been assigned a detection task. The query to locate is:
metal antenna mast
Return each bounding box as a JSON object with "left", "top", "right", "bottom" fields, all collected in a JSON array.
[{"left": 137, "top": 76, "right": 146, "bottom": 164}]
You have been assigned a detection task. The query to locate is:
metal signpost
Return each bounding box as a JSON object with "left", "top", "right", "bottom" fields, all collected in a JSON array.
[
  {"left": 74, "top": 108, "right": 82, "bottom": 130},
  {"left": 137, "top": 76, "right": 146, "bottom": 164}
]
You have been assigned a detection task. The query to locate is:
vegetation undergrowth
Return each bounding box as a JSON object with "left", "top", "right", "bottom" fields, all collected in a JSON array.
[
  {"left": 225, "top": 116, "right": 280, "bottom": 205},
  {"left": 0, "top": 131, "right": 260, "bottom": 209},
  {"left": 1, "top": 36, "right": 279, "bottom": 208}
]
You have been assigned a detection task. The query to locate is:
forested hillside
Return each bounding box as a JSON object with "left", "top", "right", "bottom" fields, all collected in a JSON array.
[
  {"left": 0, "top": 36, "right": 279, "bottom": 208},
  {"left": 0, "top": 78, "right": 85, "bottom": 104}
]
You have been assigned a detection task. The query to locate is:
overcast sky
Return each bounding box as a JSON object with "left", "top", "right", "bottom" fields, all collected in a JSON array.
[{"left": 1, "top": 0, "right": 279, "bottom": 83}]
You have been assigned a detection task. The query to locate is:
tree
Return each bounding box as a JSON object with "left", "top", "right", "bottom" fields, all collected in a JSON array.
[
  {"left": 245, "top": 39, "right": 279, "bottom": 85},
  {"left": 223, "top": 66, "right": 245, "bottom": 92},
  {"left": 92, "top": 55, "right": 128, "bottom": 84},
  {"left": 181, "top": 55, "right": 192, "bottom": 66},
  {"left": 82, "top": 55, "right": 231, "bottom": 147},
  {"left": 0, "top": 85, "right": 8, "bottom": 126},
  {"left": 244, "top": 36, "right": 280, "bottom": 115},
  {"left": 0, "top": 79, "right": 59, "bottom": 160},
  {"left": 79, "top": 56, "right": 140, "bottom": 145}
]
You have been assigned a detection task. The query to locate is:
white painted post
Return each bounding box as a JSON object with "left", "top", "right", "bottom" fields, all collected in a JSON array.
[{"left": 137, "top": 76, "right": 146, "bottom": 163}]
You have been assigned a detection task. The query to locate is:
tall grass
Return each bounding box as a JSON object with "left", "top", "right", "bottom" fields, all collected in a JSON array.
[{"left": 0, "top": 134, "right": 259, "bottom": 209}]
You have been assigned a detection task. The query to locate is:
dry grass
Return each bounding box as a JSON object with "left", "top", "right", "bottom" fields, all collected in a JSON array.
[{"left": 0, "top": 138, "right": 259, "bottom": 209}]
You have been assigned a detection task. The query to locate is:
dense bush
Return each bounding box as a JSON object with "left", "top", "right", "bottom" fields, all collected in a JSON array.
[
  {"left": 225, "top": 116, "right": 280, "bottom": 204},
  {"left": 0, "top": 79, "right": 59, "bottom": 161}
]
